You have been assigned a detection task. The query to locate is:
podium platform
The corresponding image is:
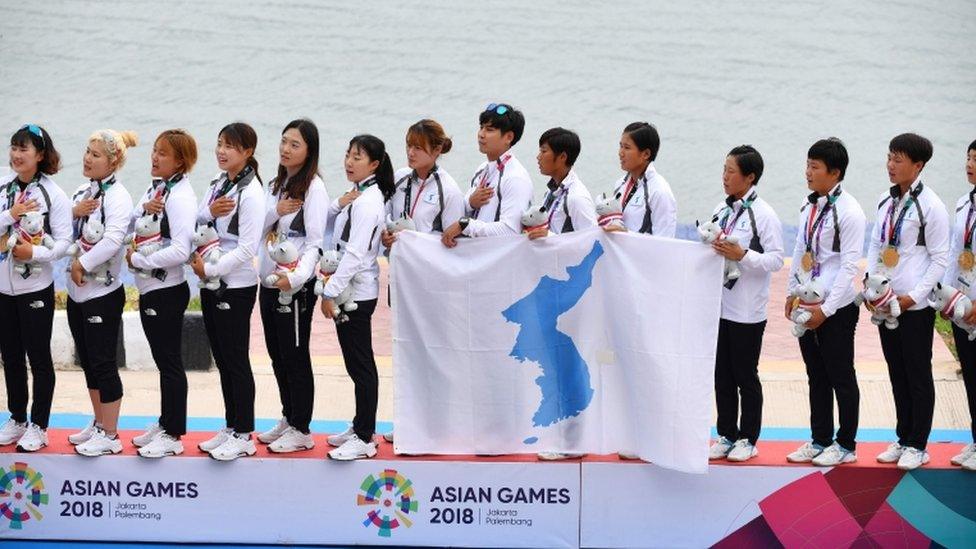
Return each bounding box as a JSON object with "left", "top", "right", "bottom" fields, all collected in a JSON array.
[{"left": 2, "top": 431, "right": 974, "bottom": 548}]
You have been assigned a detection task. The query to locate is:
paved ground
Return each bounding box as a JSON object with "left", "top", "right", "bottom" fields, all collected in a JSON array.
[{"left": 18, "top": 258, "right": 973, "bottom": 433}]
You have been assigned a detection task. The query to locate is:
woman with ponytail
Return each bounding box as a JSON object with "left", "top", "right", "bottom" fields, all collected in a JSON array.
[
  {"left": 379, "top": 119, "right": 464, "bottom": 445},
  {"left": 190, "top": 122, "right": 266, "bottom": 461},
  {"left": 321, "top": 134, "right": 394, "bottom": 460},
  {"left": 383, "top": 119, "right": 464, "bottom": 242},
  {"left": 0, "top": 125, "right": 72, "bottom": 453},
  {"left": 67, "top": 129, "right": 137, "bottom": 457}
]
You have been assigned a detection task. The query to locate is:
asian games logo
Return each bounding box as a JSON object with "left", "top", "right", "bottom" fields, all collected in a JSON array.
[
  {"left": 0, "top": 462, "right": 49, "bottom": 530},
  {"left": 357, "top": 469, "right": 419, "bottom": 538}
]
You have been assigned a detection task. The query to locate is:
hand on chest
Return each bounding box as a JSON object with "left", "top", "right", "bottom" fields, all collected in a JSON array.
[{"left": 9, "top": 188, "right": 50, "bottom": 215}]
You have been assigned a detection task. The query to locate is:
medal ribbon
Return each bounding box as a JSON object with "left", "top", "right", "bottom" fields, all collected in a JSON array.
[
  {"left": 964, "top": 195, "right": 976, "bottom": 250},
  {"left": 879, "top": 185, "right": 921, "bottom": 248},
  {"left": 620, "top": 176, "right": 638, "bottom": 209},
  {"left": 404, "top": 169, "right": 433, "bottom": 219},
  {"left": 542, "top": 178, "right": 572, "bottom": 227},
  {"left": 719, "top": 191, "right": 756, "bottom": 236},
  {"left": 804, "top": 188, "right": 841, "bottom": 252}
]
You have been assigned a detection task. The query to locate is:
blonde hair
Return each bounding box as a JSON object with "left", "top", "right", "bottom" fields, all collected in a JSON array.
[{"left": 88, "top": 129, "right": 138, "bottom": 170}]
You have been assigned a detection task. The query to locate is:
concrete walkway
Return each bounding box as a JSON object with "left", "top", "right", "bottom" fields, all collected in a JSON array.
[{"left": 25, "top": 259, "right": 974, "bottom": 433}]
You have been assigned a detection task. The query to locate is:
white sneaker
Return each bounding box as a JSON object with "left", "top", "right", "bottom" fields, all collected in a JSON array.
[
  {"left": 15, "top": 423, "right": 47, "bottom": 452},
  {"left": 951, "top": 442, "right": 976, "bottom": 466},
  {"left": 896, "top": 447, "right": 930, "bottom": 470},
  {"left": 812, "top": 443, "right": 857, "bottom": 466},
  {"left": 138, "top": 433, "right": 184, "bottom": 458},
  {"left": 132, "top": 422, "right": 164, "bottom": 448},
  {"left": 328, "top": 434, "right": 377, "bottom": 460},
  {"left": 68, "top": 419, "right": 98, "bottom": 445},
  {"left": 786, "top": 442, "right": 824, "bottom": 463},
  {"left": 709, "top": 436, "right": 734, "bottom": 460},
  {"left": 962, "top": 453, "right": 976, "bottom": 471},
  {"left": 268, "top": 427, "right": 315, "bottom": 453},
  {"left": 876, "top": 442, "right": 904, "bottom": 463},
  {"left": 75, "top": 428, "right": 123, "bottom": 457},
  {"left": 537, "top": 452, "right": 584, "bottom": 461},
  {"left": 726, "top": 439, "right": 758, "bottom": 462},
  {"left": 383, "top": 431, "right": 394, "bottom": 443},
  {"left": 257, "top": 417, "right": 290, "bottom": 444},
  {"left": 198, "top": 427, "right": 234, "bottom": 453},
  {"left": 327, "top": 425, "right": 355, "bottom": 447},
  {"left": 210, "top": 432, "right": 256, "bottom": 461},
  {"left": 0, "top": 419, "right": 27, "bottom": 445}
]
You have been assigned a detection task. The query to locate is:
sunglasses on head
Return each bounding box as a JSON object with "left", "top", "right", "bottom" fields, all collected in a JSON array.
[
  {"left": 19, "top": 124, "right": 45, "bottom": 149},
  {"left": 484, "top": 103, "right": 509, "bottom": 115}
]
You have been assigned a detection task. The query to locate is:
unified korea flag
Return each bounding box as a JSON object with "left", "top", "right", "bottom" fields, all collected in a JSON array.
[{"left": 390, "top": 228, "right": 723, "bottom": 473}]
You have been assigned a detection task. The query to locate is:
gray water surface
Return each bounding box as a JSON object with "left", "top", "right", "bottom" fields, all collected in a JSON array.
[{"left": 1, "top": 0, "right": 974, "bottom": 222}]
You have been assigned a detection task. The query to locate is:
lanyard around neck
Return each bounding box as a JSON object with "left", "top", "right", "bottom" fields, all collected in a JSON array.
[
  {"left": 720, "top": 191, "right": 757, "bottom": 235},
  {"left": 804, "top": 186, "right": 842, "bottom": 251},
  {"left": 881, "top": 183, "right": 923, "bottom": 246}
]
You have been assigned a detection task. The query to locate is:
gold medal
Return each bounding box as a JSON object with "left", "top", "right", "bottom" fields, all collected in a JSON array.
[
  {"left": 800, "top": 251, "right": 814, "bottom": 272},
  {"left": 0, "top": 233, "right": 8, "bottom": 253},
  {"left": 960, "top": 250, "right": 976, "bottom": 272},
  {"left": 881, "top": 246, "right": 900, "bottom": 268}
]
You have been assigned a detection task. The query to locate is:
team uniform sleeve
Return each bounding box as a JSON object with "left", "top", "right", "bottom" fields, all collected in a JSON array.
[
  {"left": 820, "top": 207, "right": 866, "bottom": 317},
  {"left": 30, "top": 187, "right": 72, "bottom": 263},
  {"left": 322, "top": 202, "right": 380, "bottom": 299},
  {"left": 907, "top": 199, "right": 950, "bottom": 305},
  {"left": 738, "top": 206, "right": 784, "bottom": 273},
  {"left": 287, "top": 183, "right": 329, "bottom": 288},
  {"left": 568, "top": 192, "right": 597, "bottom": 230},
  {"left": 649, "top": 188, "right": 677, "bottom": 238},
  {"left": 943, "top": 200, "right": 965, "bottom": 287},
  {"left": 866, "top": 198, "right": 883, "bottom": 275}
]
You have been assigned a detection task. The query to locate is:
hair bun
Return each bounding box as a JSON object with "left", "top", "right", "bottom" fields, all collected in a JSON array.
[
  {"left": 440, "top": 136, "right": 453, "bottom": 154},
  {"left": 118, "top": 130, "right": 139, "bottom": 148}
]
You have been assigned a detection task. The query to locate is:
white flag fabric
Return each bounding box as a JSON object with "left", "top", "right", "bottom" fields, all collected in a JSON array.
[{"left": 391, "top": 228, "right": 723, "bottom": 473}]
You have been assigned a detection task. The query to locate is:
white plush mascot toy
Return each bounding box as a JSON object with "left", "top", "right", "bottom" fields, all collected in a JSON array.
[
  {"left": 264, "top": 238, "right": 302, "bottom": 306},
  {"left": 928, "top": 282, "right": 976, "bottom": 341},
  {"left": 696, "top": 219, "right": 742, "bottom": 284},
  {"left": 855, "top": 272, "right": 902, "bottom": 329},
  {"left": 789, "top": 279, "right": 825, "bottom": 338},
  {"left": 7, "top": 211, "right": 55, "bottom": 277},
  {"left": 313, "top": 248, "right": 359, "bottom": 324},
  {"left": 521, "top": 205, "right": 549, "bottom": 234},
  {"left": 126, "top": 213, "right": 164, "bottom": 279},
  {"left": 595, "top": 192, "right": 624, "bottom": 229},
  {"left": 66, "top": 218, "right": 113, "bottom": 284},
  {"left": 385, "top": 213, "right": 416, "bottom": 234},
  {"left": 191, "top": 223, "right": 223, "bottom": 291}
]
